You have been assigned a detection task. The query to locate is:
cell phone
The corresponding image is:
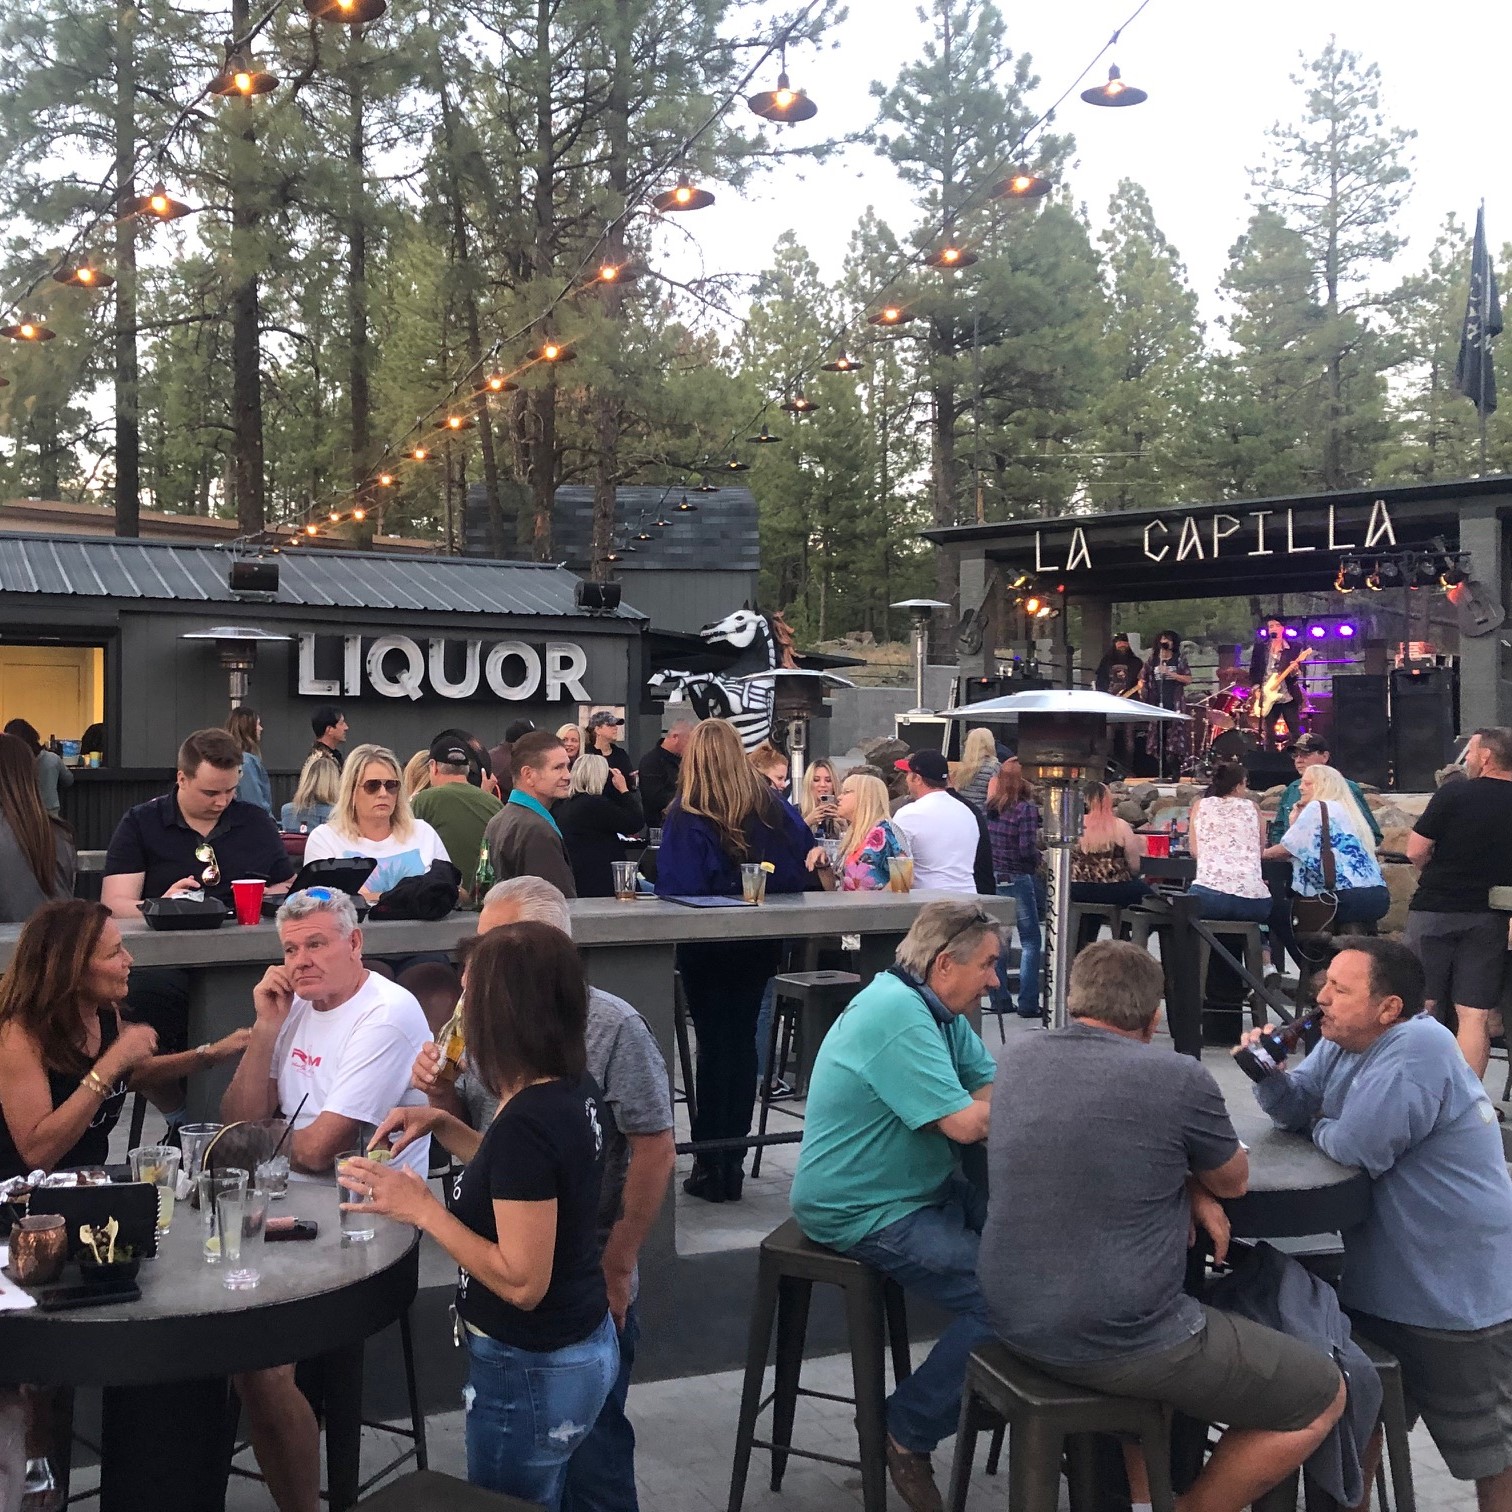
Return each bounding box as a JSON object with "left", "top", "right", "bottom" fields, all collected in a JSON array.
[
  {"left": 265, "top": 1217, "right": 319, "bottom": 1242},
  {"left": 39, "top": 1281, "right": 141, "bottom": 1311}
]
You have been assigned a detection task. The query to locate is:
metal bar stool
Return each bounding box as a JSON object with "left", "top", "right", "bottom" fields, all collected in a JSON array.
[{"left": 1195, "top": 921, "right": 1268, "bottom": 1031}]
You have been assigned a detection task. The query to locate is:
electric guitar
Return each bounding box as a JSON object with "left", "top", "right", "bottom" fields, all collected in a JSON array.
[
  {"left": 1116, "top": 676, "right": 1145, "bottom": 699},
  {"left": 1251, "top": 647, "right": 1313, "bottom": 720}
]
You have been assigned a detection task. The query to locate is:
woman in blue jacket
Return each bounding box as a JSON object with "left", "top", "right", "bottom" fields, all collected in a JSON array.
[{"left": 656, "top": 718, "right": 822, "bottom": 1202}]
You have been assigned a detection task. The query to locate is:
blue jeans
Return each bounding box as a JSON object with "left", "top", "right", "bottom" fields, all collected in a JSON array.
[
  {"left": 843, "top": 1181, "right": 994, "bottom": 1453},
  {"left": 464, "top": 1312, "right": 620, "bottom": 1510},
  {"left": 755, "top": 976, "right": 778, "bottom": 1084},
  {"left": 1188, "top": 884, "right": 1272, "bottom": 923},
  {"left": 996, "top": 876, "right": 1041, "bottom": 1018},
  {"left": 561, "top": 1304, "right": 640, "bottom": 1512}
]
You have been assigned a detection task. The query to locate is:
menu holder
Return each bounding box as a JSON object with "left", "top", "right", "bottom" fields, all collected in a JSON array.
[
  {"left": 659, "top": 895, "right": 755, "bottom": 909},
  {"left": 26, "top": 1181, "right": 158, "bottom": 1260}
]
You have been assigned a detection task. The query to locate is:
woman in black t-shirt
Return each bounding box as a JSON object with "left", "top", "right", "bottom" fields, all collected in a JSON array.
[{"left": 345, "top": 922, "right": 617, "bottom": 1510}]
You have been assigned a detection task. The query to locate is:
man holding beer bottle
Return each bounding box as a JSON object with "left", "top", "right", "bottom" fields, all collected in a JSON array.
[{"left": 1243, "top": 939, "right": 1512, "bottom": 1512}]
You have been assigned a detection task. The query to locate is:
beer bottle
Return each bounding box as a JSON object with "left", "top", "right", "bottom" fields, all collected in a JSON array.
[
  {"left": 434, "top": 1004, "right": 465, "bottom": 1082},
  {"left": 473, "top": 837, "right": 495, "bottom": 906},
  {"left": 1233, "top": 1007, "right": 1323, "bottom": 1083}
]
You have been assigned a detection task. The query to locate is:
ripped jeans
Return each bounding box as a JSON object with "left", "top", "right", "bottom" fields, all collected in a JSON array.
[{"left": 464, "top": 1312, "right": 620, "bottom": 1510}]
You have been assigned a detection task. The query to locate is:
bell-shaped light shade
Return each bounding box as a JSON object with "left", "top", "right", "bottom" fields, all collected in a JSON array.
[
  {"left": 634, "top": 530, "right": 654, "bottom": 542},
  {"left": 821, "top": 353, "right": 864, "bottom": 372},
  {"left": 780, "top": 394, "right": 818, "bottom": 415},
  {"left": 990, "top": 168, "right": 1052, "bottom": 201},
  {"left": 530, "top": 340, "right": 576, "bottom": 363},
  {"left": 691, "top": 480, "right": 721, "bottom": 493},
  {"left": 674, "top": 495, "right": 699, "bottom": 513},
  {"left": 481, "top": 370, "right": 518, "bottom": 394},
  {"left": 409, "top": 446, "right": 432, "bottom": 462},
  {"left": 377, "top": 472, "right": 397, "bottom": 487},
  {"left": 303, "top": 0, "right": 388, "bottom": 23},
  {"left": 0, "top": 316, "right": 55, "bottom": 342},
  {"left": 131, "top": 183, "right": 193, "bottom": 221},
  {"left": 594, "top": 262, "right": 639, "bottom": 286},
  {"left": 747, "top": 71, "right": 818, "bottom": 125},
  {"left": 352, "top": 507, "right": 367, "bottom": 521},
  {"left": 1081, "top": 63, "right": 1146, "bottom": 107},
  {"left": 54, "top": 264, "right": 115, "bottom": 289},
  {"left": 923, "top": 244, "right": 977, "bottom": 270},
  {"left": 748, "top": 425, "right": 783, "bottom": 444},
  {"left": 652, "top": 174, "right": 715, "bottom": 213},
  {"left": 439, "top": 413, "right": 475, "bottom": 432},
  {"left": 209, "top": 52, "right": 279, "bottom": 96},
  {"left": 653, "top": 514, "right": 672, "bottom": 527},
  {"left": 867, "top": 304, "right": 916, "bottom": 327},
  {"left": 724, "top": 456, "right": 751, "bottom": 471}
]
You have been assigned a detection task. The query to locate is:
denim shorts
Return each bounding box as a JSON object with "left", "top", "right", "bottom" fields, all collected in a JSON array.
[{"left": 463, "top": 1311, "right": 619, "bottom": 1509}]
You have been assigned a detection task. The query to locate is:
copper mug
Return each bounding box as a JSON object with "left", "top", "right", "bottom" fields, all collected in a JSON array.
[{"left": 11, "top": 1213, "right": 67, "bottom": 1285}]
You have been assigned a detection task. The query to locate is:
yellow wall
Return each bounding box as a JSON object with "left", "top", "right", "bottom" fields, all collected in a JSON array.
[{"left": 0, "top": 645, "right": 104, "bottom": 742}]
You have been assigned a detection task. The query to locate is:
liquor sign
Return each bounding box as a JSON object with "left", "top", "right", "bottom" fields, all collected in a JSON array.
[
  {"left": 296, "top": 633, "right": 590, "bottom": 703},
  {"left": 1028, "top": 499, "right": 1400, "bottom": 575}
]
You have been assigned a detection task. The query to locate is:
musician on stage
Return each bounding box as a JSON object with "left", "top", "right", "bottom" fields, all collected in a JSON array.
[
  {"left": 1095, "top": 632, "right": 1147, "bottom": 774},
  {"left": 1141, "top": 630, "right": 1193, "bottom": 779},
  {"left": 1248, "top": 615, "right": 1307, "bottom": 750}
]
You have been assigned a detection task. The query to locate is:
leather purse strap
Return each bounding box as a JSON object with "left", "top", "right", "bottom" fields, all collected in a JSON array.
[{"left": 1318, "top": 801, "right": 1336, "bottom": 893}]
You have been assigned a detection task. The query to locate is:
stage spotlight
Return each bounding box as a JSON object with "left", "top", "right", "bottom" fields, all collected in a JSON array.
[
  {"left": 1338, "top": 623, "right": 1357, "bottom": 638},
  {"left": 1308, "top": 624, "right": 1327, "bottom": 639},
  {"left": 1283, "top": 626, "right": 1300, "bottom": 640}
]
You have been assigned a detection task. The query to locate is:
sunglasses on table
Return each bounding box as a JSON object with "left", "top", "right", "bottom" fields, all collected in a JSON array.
[
  {"left": 193, "top": 842, "right": 220, "bottom": 887},
  {"left": 360, "top": 779, "right": 402, "bottom": 795}
]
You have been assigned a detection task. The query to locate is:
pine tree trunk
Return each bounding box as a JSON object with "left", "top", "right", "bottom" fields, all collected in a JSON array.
[
  {"left": 112, "top": 0, "right": 140, "bottom": 537},
  {"left": 229, "top": 0, "right": 264, "bottom": 534},
  {"left": 347, "top": 29, "right": 371, "bottom": 546},
  {"left": 527, "top": 0, "right": 556, "bottom": 560},
  {"left": 931, "top": 378, "right": 958, "bottom": 605}
]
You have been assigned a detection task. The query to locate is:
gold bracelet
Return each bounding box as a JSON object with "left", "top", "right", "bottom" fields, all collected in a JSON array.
[{"left": 82, "top": 1070, "right": 110, "bottom": 1100}]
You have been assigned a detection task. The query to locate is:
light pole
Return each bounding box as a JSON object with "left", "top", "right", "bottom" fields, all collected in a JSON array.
[{"left": 891, "top": 598, "right": 951, "bottom": 715}]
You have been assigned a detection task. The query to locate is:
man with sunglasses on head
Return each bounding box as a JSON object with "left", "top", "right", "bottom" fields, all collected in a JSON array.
[
  {"left": 101, "top": 729, "right": 296, "bottom": 1075},
  {"left": 791, "top": 900, "right": 1000, "bottom": 1512}
]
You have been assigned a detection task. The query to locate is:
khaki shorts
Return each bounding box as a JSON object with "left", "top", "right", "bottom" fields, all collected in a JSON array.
[{"left": 1042, "top": 1306, "right": 1342, "bottom": 1433}]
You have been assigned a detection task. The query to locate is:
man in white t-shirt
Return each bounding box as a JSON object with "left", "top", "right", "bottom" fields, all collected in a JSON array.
[
  {"left": 891, "top": 749, "right": 981, "bottom": 894},
  {"left": 219, "top": 887, "right": 432, "bottom": 1512}
]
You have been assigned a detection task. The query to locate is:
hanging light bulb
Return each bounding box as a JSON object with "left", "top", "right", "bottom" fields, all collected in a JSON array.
[
  {"left": 302, "top": 0, "right": 388, "bottom": 23},
  {"left": 653, "top": 512, "right": 672, "bottom": 527},
  {"left": 923, "top": 244, "right": 977, "bottom": 270},
  {"left": 480, "top": 370, "right": 518, "bottom": 394},
  {"left": 593, "top": 261, "right": 639, "bottom": 287},
  {"left": 691, "top": 479, "right": 721, "bottom": 493},
  {"left": 747, "top": 47, "right": 818, "bottom": 124},
  {"left": 439, "top": 413, "right": 475, "bottom": 432},
  {"left": 304, "top": 523, "right": 319, "bottom": 537},
  {"left": 209, "top": 47, "right": 279, "bottom": 97},
  {"left": 1081, "top": 63, "right": 1147, "bottom": 107},
  {"left": 651, "top": 173, "right": 715, "bottom": 213},
  {"left": 990, "top": 168, "right": 1052, "bottom": 201},
  {"left": 53, "top": 264, "right": 115, "bottom": 289},
  {"left": 0, "top": 316, "right": 55, "bottom": 342},
  {"left": 781, "top": 393, "right": 818, "bottom": 415},
  {"left": 606, "top": 548, "right": 623, "bottom": 563},
  {"left": 409, "top": 445, "right": 431, "bottom": 462},
  {"left": 821, "top": 353, "right": 863, "bottom": 373},
  {"left": 353, "top": 507, "right": 367, "bottom": 522},
  {"left": 328, "top": 511, "right": 341, "bottom": 523},
  {"left": 130, "top": 182, "right": 193, "bottom": 221},
  {"left": 747, "top": 424, "right": 783, "bottom": 444},
  {"left": 867, "top": 303, "right": 916, "bottom": 327},
  {"left": 529, "top": 340, "right": 576, "bottom": 363},
  {"left": 674, "top": 494, "right": 698, "bottom": 513},
  {"left": 377, "top": 472, "right": 396, "bottom": 487},
  {"left": 724, "top": 456, "right": 751, "bottom": 472},
  {"left": 634, "top": 529, "right": 654, "bottom": 542}
]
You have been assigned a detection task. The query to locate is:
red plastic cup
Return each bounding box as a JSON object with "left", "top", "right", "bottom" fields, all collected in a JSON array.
[
  {"left": 231, "top": 878, "right": 266, "bottom": 926},
  {"left": 1145, "top": 834, "right": 1171, "bottom": 859}
]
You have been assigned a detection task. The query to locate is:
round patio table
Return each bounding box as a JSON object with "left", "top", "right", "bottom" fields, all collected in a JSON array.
[{"left": 0, "top": 1183, "right": 418, "bottom": 1511}]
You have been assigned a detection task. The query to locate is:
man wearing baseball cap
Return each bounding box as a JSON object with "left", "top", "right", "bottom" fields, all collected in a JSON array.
[
  {"left": 891, "top": 749, "right": 985, "bottom": 894},
  {"left": 586, "top": 709, "right": 636, "bottom": 787},
  {"left": 411, "top": 732, "right": 502, "bottom": 897},
  {"left": 1269, "top": 733, "right": 1382, "bottom": 847}
]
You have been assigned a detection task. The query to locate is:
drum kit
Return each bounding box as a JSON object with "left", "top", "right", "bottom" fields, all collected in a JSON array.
[{"left": 1192, "top": 684, "right": 1262, "bottom": 766}]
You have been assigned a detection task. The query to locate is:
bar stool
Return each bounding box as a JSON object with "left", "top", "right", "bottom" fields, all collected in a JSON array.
[
  {"left": 751, "top": 970, "right": 860, "bottom": 1177},
  {"left": 1358, "top": 1336, "right": 1416, "bottom": 1512},
  {"left": 355, "top": 1469, "right": 539, "bottom": 1508},
  {"left": 1195, "top": 921, "right": 1268, "bottom": 1030},
  {"left": 728, "top": 1218, "right": 911, "bottom": 1512},
  {"left": 673, "top": 970, "right": 697, "bottom": 1126},
  {"left": 945, "top": 1340, "right": 1174, "bottom": 1512},
  {"left": 1067, "top": 903, "right": 1124, "bottom": 956}
]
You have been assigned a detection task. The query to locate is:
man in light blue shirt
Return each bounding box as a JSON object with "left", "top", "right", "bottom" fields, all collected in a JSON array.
[
  {"left": 792, "top": 900, "right": 998, "bottom": 1512},
  {"left": 1247, "top": 938, "right": 1512, "bottom": 1502}
]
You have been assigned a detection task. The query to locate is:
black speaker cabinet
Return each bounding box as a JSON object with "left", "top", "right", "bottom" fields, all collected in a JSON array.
[
  {"left": 1331, "top": 675, "right": 1390, "bottom": 790},
  {"left": 894, "top": 714, "right": 952, "bottom": 758},
  {"left": 1390, "top": 668, "right": 1456, "bottom": 791},
  {"left": 1243, "top": 750, "right": 1296, "bottom": 793}
]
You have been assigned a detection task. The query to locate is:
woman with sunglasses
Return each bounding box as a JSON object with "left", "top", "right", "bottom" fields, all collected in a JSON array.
[
  {"left": 303, "top": 743, "right": 451, "bottom": 899},
  {"left": 0, "top": 900, "right": 247, "bottom": 1179}
]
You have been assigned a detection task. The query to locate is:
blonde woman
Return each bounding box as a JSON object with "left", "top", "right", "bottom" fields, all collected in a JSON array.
[
  {"left": 834, "top": 771, "right": 907, "bottom": 891},
  {"left": 657, "top": 719, "right": 821, "bottom": 1203},
  {"left": 303, "top": 742, "right": 450, "bottom": 898},
  {"left": 402, "top": 748, "right": 432, "bottom": 798},
  {"left": 557, "top": 752, "right": 643, "bottom": 897},
  {"left": 799, "top": 758, "right": 841, "bottom": 835},
  {"left": 280, "top": 752, "right": 339, "bottom": 833},
  {"left": 556, "top": 723, "right": 584, "bottom": 766},
  {"left": 951, "top": 726, "right": 998, "bottom": 810}
]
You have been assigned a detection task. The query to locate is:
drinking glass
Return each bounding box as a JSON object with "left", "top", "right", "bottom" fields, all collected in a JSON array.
[
  {"left": 740, "top": 863, "right": 767, "bottom": 904},
  {"left": 254, "top": 1155, "right": 290, "bottom": 1200},
  {"left": 611, "top": 861, "right": 639, "bottom": 900},
  {"left": 822, "top": 837, "right": 844, "bottom": 873},
  {"left": 336, "top": 1151, "right": 376, "bottom": 1243},
  {"left": 129, "top": 1145, "right": 181, "bottom": 1234},
  {"left": 216, "top": 1192, "right": 259, "bottom": 1290},
  {"left": 179, "top": 1123, "right": 223, "bottom": 1182},
  {"left": 199, "top": 1169, "right": 248, "bottom": 1262},
  {"left": 648, "top": 827, "right": 663, "bottom": 847},
  {"left": 887, "top": 855, "right": 914, "bottom": 893},
  {"left": 241, "top": 1188, "right": 270, "bottom": 1241}
]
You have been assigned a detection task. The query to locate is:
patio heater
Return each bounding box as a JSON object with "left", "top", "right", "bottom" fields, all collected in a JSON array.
[
  {"left": 891, "top": 599, "right": 951, "bottom": 715},
  {"left": 946, "top": 691, "right": 1188, "bottom": 1028},
  {"left": 181, "top": 626, "right": 292, "bottom": 708},
  {"left": 732, "top": 667, "right": 855, "bottom": 786}
]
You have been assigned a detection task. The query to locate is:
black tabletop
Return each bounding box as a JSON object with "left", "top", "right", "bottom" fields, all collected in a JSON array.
[
  {"left": 1140, "top": 855, "right": 1292, "bottom": 886},
  {"left": 0, "top": 1184, "right": 418, "bottom": 1387}
]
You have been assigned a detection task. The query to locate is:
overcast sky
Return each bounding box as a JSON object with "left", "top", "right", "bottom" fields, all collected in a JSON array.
[{"left": 660, "top": 0, "right": 1509, "bottom": 328}]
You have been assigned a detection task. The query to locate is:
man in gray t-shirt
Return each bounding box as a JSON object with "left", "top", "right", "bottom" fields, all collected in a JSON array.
[
  {"left": 981, "top": 942, "right": 1344, "bottom": 1512},
  {"left": 411, "top": 878, "right": 675, "bottom": 1512}
]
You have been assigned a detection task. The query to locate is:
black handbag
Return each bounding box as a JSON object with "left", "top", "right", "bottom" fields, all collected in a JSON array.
[{"left": 1289, "top": 801, "right": 1339, "bottom": 938}]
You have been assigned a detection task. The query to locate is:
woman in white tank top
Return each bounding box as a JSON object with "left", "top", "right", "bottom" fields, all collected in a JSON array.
[{"left": 1188, "top": 760, "right": 1270, "bottom": 921}]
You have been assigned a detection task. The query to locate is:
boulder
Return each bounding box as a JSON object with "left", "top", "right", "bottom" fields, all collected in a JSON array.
[
  {"left": 1370, "top": 805, "right": 1417, "bottom": 834},
  {"left": 1115, "top": 801, "right": 1147, "bottom": 825}
]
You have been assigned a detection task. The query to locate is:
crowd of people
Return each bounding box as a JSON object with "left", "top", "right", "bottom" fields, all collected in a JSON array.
[{"left": 5, "top": 694, "right": 1512, "bottom": 1512}]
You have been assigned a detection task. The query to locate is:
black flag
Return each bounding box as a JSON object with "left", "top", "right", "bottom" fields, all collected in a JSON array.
[{"left": 1454, "top": 205, "right": 1503, "bottom": 416}]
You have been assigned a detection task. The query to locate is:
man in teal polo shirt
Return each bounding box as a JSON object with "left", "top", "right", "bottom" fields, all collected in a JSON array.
[
  {"left": 791, "top": 900, "right": 1000, "bottom": 1512},
  {"left": 1269, "top": 733, "right": 1382, "bottom": 846}
]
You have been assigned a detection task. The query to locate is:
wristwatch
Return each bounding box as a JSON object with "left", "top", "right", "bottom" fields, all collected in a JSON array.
[{"left": 195, "top": 1042, "right": 215, "bottom": 1064}]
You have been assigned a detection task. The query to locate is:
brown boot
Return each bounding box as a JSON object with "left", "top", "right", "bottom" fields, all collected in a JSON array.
[{"left": 885, "top": 1435, "right": 944, "bottom": 1512}]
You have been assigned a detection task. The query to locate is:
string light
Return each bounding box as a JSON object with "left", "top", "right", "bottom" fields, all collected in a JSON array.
[
  {"left": 651, "top": 173, "right": 715, "bottom": 213},
  {"left": 128, "top": 182, "right": 193, "bottom": 221},
  {"left": 990, "top": 168, "right": 1052, "bottom": 201},
  {"left": 409, "top": 446, "right": 431, "bottom": 462},
  {"left": 868, "top": 304, "right": 915, "bottom": 327},
  {"left": 820, "top": 353, "right": 863, "bottom": 372},
  {"left": 723, "top": 456, "right": 751, "bottom": 471},
  {"left": 209, "top": 49, "right": 279, "bottom": 97},
  {"left": 529, "top": 340, "right": 575, "bottom": 363},
  {"left": 747, "top": 47, "right": 818, "bottom": 124},
  {"left": 747, "top": 424, "right": 783, "bottom": 444},
  {"left": 1081, "top": 63, "right": 1146, "bottom": 107},
  {"left": 1, "top": 316, "right": 55, "bottom": 342},
  {"left": 439, "top": 413, "right": 475, "bottom": 431},
  {"left": 377, "top": 472, "right": 396, "bottom": 487},
  {"left": 480, "top": 371, "right": 518, "bottom": 394},
  {"left": 353, "top": 507, "right": 366, "bottom": 522},
  {"left": 780, "top": 393, "right": 818, "bottom": 415},
  {"left": 923, "top": 244, "right": 977, "bottom": 270},
  {"left": 53, "top": 264, "right": 114, "bottom": 289},
  {"left": 674, "top": 495, "right": 698, "bottom": 513},
  {"left": 302, "top": 0, "right": 388, "bottom": 23}
]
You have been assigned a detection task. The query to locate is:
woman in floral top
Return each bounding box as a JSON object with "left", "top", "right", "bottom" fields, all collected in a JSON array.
[{"left": 834, "top": 772, "right": 908, "bottom": 891}]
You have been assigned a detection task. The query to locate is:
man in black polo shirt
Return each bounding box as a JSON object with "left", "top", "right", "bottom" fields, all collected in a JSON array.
[{"left": 102, "top": 728, "right": 295, "bottom": 1062}]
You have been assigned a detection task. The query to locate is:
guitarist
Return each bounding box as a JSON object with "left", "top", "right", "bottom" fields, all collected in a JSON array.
[
  {"left": 1095, "top": 632, "right": 1147, "bottom": 774},
  {"left": 1248, "top": 615, "right": 1307, "bottom": 750}
]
